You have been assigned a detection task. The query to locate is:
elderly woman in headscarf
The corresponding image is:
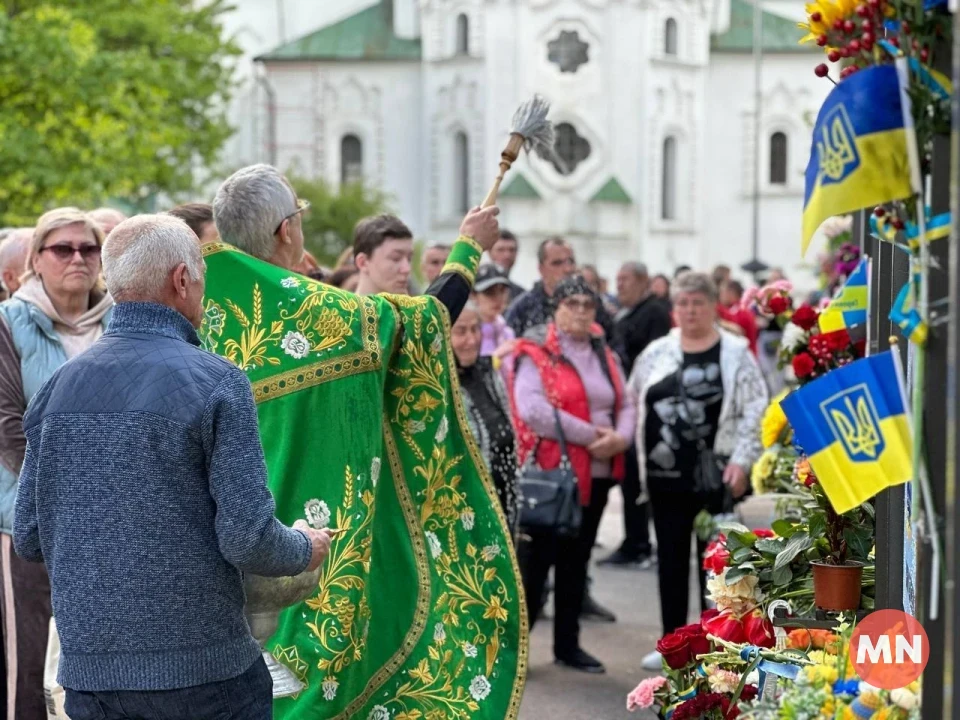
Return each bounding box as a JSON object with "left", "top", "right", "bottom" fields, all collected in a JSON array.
[
  {"left": 0, "top": 207, "right": 113, "bottom": 719},
  {"left": 450, "top": 301, "right": 518, "bottom": 532},
  {"left": 511, "top": 274, "right": 636, "bottom": 675},
  {"left": 629, "top": 271, "right": 767, "bottom": 671}
]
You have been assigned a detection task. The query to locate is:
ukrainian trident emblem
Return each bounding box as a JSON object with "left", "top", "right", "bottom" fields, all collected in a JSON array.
[
  {"left": 821, "top": 385, "right": 885, "bottom": 461},
  {"left": 816, "top": 104, "right": 861, "bottom": 185}
]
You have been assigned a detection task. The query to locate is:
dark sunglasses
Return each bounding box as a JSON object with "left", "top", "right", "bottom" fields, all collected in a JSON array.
[
  {"left": 39, "top": 244, "right": 101, "bottom": 262},
  {"left": 561, "top": 297, "right": 597, "bottom": 312},
  {"left": 274, "top": 198, "right": 310, "bottom": 235}
]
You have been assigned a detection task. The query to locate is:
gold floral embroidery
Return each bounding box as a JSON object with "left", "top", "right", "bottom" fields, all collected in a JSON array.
[{"left": 200, "top": 244, "right": 382, "bottom": 403}]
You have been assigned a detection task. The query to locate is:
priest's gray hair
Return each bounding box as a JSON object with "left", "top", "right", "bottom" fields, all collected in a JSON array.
[
  {"left": 102, "top": 215, "right": 203, "bottom": 301},
  {"left": 672, "top": 270, "right": 718, "bottom": 303},
  {"left": 213, "top": 164, "right": 297, "bottom": 260}
]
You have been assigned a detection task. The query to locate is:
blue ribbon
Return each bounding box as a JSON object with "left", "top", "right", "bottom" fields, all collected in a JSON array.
[
  {"left": 739, "top": 646, "right": 800, "bottom": 700},
  {"left": 833, "top": 678, "right": 861, "bottom": 696}
]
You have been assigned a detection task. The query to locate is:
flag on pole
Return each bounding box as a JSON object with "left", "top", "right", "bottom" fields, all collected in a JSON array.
[
  {"left": 781, "top": 351, "right": 913, "bottom": 514},
  {"left": 802, "top": 65, "right": 914, "bottom": 254},
  {"left": 818, "top": 257, "right": 870, "bottom": 333}
]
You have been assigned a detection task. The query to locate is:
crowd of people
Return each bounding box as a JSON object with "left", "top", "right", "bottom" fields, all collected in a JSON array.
[{"left": 0, "top": 162, "right": 791, "bottom": 719}]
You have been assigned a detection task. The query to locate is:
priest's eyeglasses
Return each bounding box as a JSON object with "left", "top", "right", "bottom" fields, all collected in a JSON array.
[{"left": 274, "top": 198, "right": 310, "bottom": 235}]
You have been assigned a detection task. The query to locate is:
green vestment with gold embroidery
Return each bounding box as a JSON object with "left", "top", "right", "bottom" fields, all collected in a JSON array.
[{"left": 199, "top": 240, "right": 527, "bottom": 720}]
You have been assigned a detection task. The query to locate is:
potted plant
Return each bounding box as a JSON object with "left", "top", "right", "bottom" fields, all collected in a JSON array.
[{"left": 790, "top": 461, "right": 875, "bottom": 611}]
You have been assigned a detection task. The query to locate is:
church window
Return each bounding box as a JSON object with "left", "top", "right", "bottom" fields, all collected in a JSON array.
[
  {"left": 665, "top": 19, "right": 679, "bottom": 56},
  {"left": 547, "top": 30, "right": 589, "bottom": 74},
  {"left": 770, "top": 131, "right": 788, "bottom": 185},
  {"left": 662, "top": 136, "right": 677, "bottom": 220},
  {"left": 456, "top": 14, "right": 469, "bottom": 55},
  {"left": 454, "top": 131, "right": 470, "bottom": 214},
  {"left": 552, "top": 122, "right": 591, "bottom": 175},
  {"left": 341, "top": 134, "right": 363, "bottom": 186}
]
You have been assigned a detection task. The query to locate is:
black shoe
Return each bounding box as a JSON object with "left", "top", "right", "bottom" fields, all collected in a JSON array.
[
  {"left": 555, "top": 648, "right": 606, "bottom": 674},
  {"left": 580, "top": 593, "right": 617, "bottom": 622},
  {"left": 597, "top": 549, "right": 649, "bottom": 568}
]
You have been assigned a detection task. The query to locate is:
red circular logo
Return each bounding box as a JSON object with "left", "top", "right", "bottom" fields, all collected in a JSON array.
[{"left": 850, "top": 610, "right": 929, "bottom": 690}]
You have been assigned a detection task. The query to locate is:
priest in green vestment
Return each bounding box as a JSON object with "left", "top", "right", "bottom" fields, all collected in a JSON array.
[{"left": 200, "top": 164, "right": 526, "bottom": 720}]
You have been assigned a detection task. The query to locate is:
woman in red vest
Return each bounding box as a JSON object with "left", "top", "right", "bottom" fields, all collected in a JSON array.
[{"left": 512, "top": 275, "right": 636, "bottom": 674}]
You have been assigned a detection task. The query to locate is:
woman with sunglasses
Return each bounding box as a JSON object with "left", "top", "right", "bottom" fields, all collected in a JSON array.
[
  {"left": 0, "top": 207, "right": 112, "bottom": 720},
  {"left": 511, "top": 275, "right": 636, "bottom": 674}
]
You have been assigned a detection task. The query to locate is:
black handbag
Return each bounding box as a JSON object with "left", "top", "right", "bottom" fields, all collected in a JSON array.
[
  {"left": 518, "top": 409, "right": 583, "bottom": 536},
  {"left": 675, "top": 368, "right": 733, "bottom": 516}
]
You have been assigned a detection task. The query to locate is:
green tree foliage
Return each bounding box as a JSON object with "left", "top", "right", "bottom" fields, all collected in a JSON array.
[
  {"left": 0, "top": 0, "right": 240, "bottom": 225},
  {"left": 289, "top": 173, "right": 392, "bottom": 267}
]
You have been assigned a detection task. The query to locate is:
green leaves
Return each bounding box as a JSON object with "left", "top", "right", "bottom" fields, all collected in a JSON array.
[
  {"left": 774, "top": 531, "right": 812, "bottom": 571},
  {"left": 0, "top": 1, "right": 240, "bottom": 224}
]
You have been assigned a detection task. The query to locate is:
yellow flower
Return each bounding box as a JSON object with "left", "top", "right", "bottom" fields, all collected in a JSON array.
[
  {"left": 761, "top": 391, "right": 790, "bottom": 448},
  {"left": 804, "top": 663, "right": 839, "bottom": 686},
  {"left": 798, "top": 0, "right": 860, "bottom": 46},
  {"left": 751, "top": 449, "right": 778, "bottom": 494}
]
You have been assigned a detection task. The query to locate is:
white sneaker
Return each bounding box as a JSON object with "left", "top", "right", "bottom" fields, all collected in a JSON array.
[{"left": 641, "top": 650, "right": 662, "bottom": 671}]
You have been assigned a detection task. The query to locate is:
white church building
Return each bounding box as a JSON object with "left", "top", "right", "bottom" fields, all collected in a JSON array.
[{"left": 222, "top": 0, "right": 830, "bottom": 284}]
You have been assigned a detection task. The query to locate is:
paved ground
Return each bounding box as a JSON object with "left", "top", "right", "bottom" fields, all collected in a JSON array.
[{"left": 517, "top": 492, "right": 777, "bottom": 720}]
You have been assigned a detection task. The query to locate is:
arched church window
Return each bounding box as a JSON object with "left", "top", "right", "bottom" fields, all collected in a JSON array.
[
  {"left": 456, "top": 14, "right": 469, "bottom": 55},
  {"left": 770, "top": 131, "right": 788, "bottom": 185},
  {"left": 662, "top": 136, "right": 677, "bottom": 220},
  {"left": 551, "top": 122, "right": 591, "bottom": 175},
  {"left": 547, "top": 30, "right": 589, "bottom": 74},
  {"left": 454, "top": 131, "right": 470, "bottom": 214},
  {"left": 341, "top": 134, "right": 363, "bottom": 186},
  {"left": 665, "top": 19, "right": 679, "bottom": 56}
]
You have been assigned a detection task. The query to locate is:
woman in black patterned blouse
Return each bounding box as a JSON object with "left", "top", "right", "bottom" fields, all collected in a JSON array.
[{"left": 451, "top": 302, "right": 519, "bottom": 534}]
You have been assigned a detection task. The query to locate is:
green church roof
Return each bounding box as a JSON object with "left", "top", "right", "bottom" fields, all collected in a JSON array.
[
  {"left": 711, "top": 0, "right": 815, "bottom": 54},
  {"left": 589, "top": 177, "right": 632, "bottom": 204},
  {"left": 256, "top": 2, "right": 421, "bottom": 62},
  {"left": 499, "top": 173, "right": 541, "bottom": 200}
]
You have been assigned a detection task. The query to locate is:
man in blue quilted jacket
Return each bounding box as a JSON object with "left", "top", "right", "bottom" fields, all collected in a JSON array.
[{"left": 13, "top": 214, "right": 332, "bottom": 720}]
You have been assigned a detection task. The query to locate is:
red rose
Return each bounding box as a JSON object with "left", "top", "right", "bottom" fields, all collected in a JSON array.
[
  {"left": 702, "top": 537, "right": 731, "bottom": 574},
  {"left": 700, "top": 608, "right": 720, "bottom": 628},
  {"left": 703, "top": 609, "right": 747, "bottom": 644},
  {"left": 791, "top": 304, "right": 819, "bottom": 331},
  {"left": 768, "top": 295, "right": 789, "bottom": 315},
  {"left": 656, "top": 630, "right": 692, "bottom": 669},
  {"left": 752, "top": 528, "right": 775, "bottom": 539},
  {"left": 740, "top": 685, "right": 759, "bottom": 702},
  {"left": 792, "top": 352, "right": 816, "bottom": 378},
  {"left": 824, "top": 328, "right": 851, "bottom": 351},
  {"left": 854, "top": 339, "right": 866, "bottom": 357},
  {"left": 743, "top": 608, "right": 775, "bottom": 648},
  {"left": 677, "top": 623, "right": 712, "bottom": 659}
]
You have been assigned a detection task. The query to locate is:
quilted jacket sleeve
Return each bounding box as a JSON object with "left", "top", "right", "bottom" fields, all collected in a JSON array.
[{"left": 202, "top": 367, "right": 312, "bottom": 577}]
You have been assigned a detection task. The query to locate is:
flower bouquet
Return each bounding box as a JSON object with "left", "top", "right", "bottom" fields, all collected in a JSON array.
[{"left": 626, "top": 616, "right": 762, "bottom": 719}]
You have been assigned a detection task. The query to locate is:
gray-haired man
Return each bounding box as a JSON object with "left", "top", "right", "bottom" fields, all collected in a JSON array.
[{"left": 14, "top": 215, "right": 332, "bottom": 720}]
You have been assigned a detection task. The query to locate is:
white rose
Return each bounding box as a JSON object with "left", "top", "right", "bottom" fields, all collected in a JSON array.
[
  {"left": 281, "top": 331, "right": 311, "bottom": 359},
  {"left": 481, "top": 544, "right": 501, "bottom": 561},
  {"left": 781, "top": 323, "right": 809, "bottom": 353},
  {"left": 322, "top": 678, "right": 338, "bottom": 701},
  {"left": 469, "top": 675, "right": 492, "bottom": 701},
  {"left": 368, "top": 705, "right": 390, "bottom": 720},
  {"left": 433, "top": 622, "right": 446, "bottom": 644},
  {"left": 891, "top": 688, "right": 918, "bottom": 710},
  {"left": 426, "top": 531, "right": 442, "bottom": 559},
  {"left": 460, "top": 511, "right": 475, "bottom": 531},
  {"left": 304, "top": 499, "right": 331, "bottom": 529},
  {"left": 463, "top": 643, "right": 478, "bottom": 658},
  {"left": 281, "top": 277, "right": 301, "bottom": 288}
]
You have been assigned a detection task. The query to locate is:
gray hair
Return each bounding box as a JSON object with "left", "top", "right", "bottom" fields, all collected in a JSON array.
[
  {"left": 672, "top": 270, "right": 718, "bottom": 302},
  {"left": 0, "top": 229, "right": 30, "bottom": 272},
  {"left": 213, "top": 164, "right": 297, "bottom": 260},
  {"left": 621, "top": 261, "right": 649, "bottom": 278},
  {"left": 102, "top": 215, "right": 203, "bottom": 301}
]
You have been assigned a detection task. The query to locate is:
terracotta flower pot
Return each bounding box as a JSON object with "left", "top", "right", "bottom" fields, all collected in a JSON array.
[{"left": 811, "top": 560, "right": 864, "bottom": 612}]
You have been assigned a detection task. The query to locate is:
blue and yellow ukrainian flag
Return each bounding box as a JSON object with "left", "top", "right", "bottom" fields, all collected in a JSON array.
[
  {"left": 819, "top": 257, "right": 869, "bottom": 333},
  {"left": 780, "top": 351, "right": 913, "bottom": 514},
  {"left": 802, "top": 65, "right": 913, "bottom": 254}
]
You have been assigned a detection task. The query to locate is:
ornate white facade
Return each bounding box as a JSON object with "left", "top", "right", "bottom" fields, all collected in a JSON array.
[{"left": 223, "top": 0, "right": 830, "bottom": 284}]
